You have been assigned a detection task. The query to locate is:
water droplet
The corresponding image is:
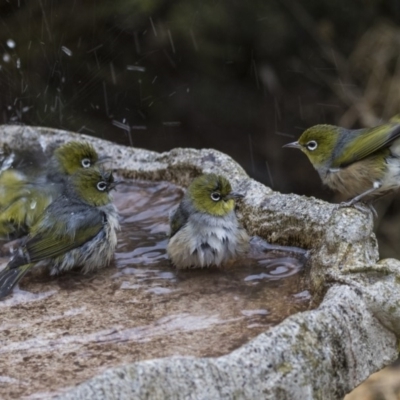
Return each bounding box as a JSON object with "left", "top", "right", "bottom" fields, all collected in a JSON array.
[
  {"left": 126, "top": 65, "right": 145, "bottom": 72},
  {"left": 6, "top": 39, "right": 15, "bottom": 49},
  {"left": 61, "top": 46, "right": 72, "bottom": 56}
]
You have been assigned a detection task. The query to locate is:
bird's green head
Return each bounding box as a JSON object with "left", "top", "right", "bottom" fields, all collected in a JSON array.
[
  {"left": 283, "top": 125, "right": 341, "bottom": 169},
  {"left": 70, "top": 168, "right": 116, "bottom": 207},
  {"left": 53, "top": 141, "right": 100, "bottom": 175},
  {"left": 187, "top": 173, "right": 243, "bottom": 217}
]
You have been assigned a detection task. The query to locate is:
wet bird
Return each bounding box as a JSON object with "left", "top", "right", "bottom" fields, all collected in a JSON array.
[
  {"left": 0, "top": 141, "right": 106, "bottom": 239},
  {"left": 47, "top": 141, "right": 103, "bottom": 182},
  {"left": 167, "top": 173, "right": 249, "bottom": 268},
  {"left": 0, "top": 168, "right": 120, "bottom": 299},
  {"left": 283, "top": 122, "right": 400, "bottom": 205},
  {"left": 0, "top": 140, "right": 100, "bottom": 180}
]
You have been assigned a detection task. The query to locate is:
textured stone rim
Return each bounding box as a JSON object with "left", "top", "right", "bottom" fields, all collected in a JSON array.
[{"left": 1, "top": 125, "right": 399, "bottom": 400}]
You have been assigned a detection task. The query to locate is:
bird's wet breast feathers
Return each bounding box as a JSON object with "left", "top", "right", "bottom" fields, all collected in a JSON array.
[{"left": 167, "top": 210, "right": 247, "bottom": 268}]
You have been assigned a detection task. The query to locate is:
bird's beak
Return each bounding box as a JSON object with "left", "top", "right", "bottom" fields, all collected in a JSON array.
[
  {"left": 283, "top": 141, "right": 301, "bottom": 149},
  {"left": 109, "top": 180, "right": 125, "bottom": 192},
  {"left": 225, "top": 192, "right": 244, "bottom": 200},
  {"left": 97, "top": 155, "right": 112, "bottom": 164}
]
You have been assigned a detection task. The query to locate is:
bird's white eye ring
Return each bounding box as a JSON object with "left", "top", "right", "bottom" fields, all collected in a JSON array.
[
  {"left": 306, "top": 140, "right": 318, "bottom": 151},
  {"left": 81, "top": 158, "right": 91, "bottom": 168},
  {"left": 210, "top": 192, "right": 221, "bottom": 202},
  {"left": 97, "top": 181, "right": 107, "bottom": 191}
]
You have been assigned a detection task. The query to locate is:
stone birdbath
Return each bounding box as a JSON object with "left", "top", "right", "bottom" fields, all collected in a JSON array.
[{"left": 0, "top": 125, "right": 399, "bottom": 400}]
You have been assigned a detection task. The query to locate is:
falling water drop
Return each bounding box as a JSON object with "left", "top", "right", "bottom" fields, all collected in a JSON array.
[
  {"left": 6, "top": 39, "right": 16, "bottom": 49},
  {"left": 61, "top": 46, "right": 73, "bottom": 56}
]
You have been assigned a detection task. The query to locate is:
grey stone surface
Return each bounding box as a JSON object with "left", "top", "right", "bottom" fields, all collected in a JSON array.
[
  {"left": 58, "top": 285, "right": 396, "bottom": 400},
  {"left": 0, "top": 125, "right": 398, "bottom": 400}
]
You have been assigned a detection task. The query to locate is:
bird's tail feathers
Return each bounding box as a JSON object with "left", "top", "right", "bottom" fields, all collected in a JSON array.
[{"left": 0, "top": 264, "right": 32, "bottom": 299}]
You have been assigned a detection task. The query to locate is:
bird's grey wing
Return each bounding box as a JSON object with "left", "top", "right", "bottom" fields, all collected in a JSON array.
[
  {"left": 8, "top": 199, "right": 104, "bottom": 268},
  {"left": 169, "top": 203, "right": 190, "bottom": 238},
  {"left": 335, "top": 124, "right": 400, "bottom": 168}
]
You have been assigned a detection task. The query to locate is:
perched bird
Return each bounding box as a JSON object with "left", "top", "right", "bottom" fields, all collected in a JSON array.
[
  {"left": 0, "top": 141, "right": 104, "bottom": 239},
  {"left": 167, "top": 173, "right": 250, "bottom": 268},
  {"left": 283, "top": 122, "right": 400, "bottom": 204},
  {"left": 0, "top": 168, "right": 120, "bottom": 299}
]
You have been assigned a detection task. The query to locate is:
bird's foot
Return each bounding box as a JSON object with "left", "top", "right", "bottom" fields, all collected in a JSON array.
[{"left": 337, "top": 200, "right": 377, "bottom": 218}]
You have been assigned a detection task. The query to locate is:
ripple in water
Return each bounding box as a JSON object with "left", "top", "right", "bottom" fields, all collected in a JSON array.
[
  {"left": 244, "top": 258, "right": 302, "bottom": 281},
  {"left": 114, "top": 181, "right": 180, "bottom": 268},
  {"left": 112, "top": 180, "right": 309, "bottom": 302}
]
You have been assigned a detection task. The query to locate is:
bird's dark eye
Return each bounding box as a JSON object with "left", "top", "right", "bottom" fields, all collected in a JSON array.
[
  {"left": 97, "top": 181, "right": 107, "bottom": 191},
  {"left": 306, "top": 140, "right": 318, "bottom": 151},
  {"left": 81, "top": 158, "right": 91, "bottom": 168},
  {"left": 210, "top": 192, "right": 221, "bottom": 202}
]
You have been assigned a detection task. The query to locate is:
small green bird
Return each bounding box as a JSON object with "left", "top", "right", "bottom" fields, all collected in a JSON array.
[
  {"left": 0, "top": 140, "right": 100, "bottom": 179},
  {"left": 0, "top": 141, "right": 104, "bottom": 239},
  {"left": 167, "top": 173, "right": 250, "bottom": 268},
  {"left": 0, "top": 168, "right": 120, "bottom": 299},
  {"left": 48, "top": 141, "right": 103, "bottom": 181},
  {"left": 283, "top": 122, "right": 400, "bottom": 204}
]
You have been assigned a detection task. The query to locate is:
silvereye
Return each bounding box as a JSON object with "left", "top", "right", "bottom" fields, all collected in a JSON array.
[
  {"left": 167, "top": 173, "right": 250, "bottom": 268},
  {"left": 47, "top": 141, "right": 102, "bottom": 182},
  {"left": 0, "top": 141, "right": 100, "bottom": 184},
  {"left": 0, "top": 168, "right": 119, "bottom": 299},
  {"left": 0, "top": 141, "right": 103, "bottom": 239},
  {"left": 283, "top": 122, "right": 400, "bottom": 204}
]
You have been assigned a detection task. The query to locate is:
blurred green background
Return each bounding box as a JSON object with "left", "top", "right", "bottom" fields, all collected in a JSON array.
[{"left": 1, "top": 0, "right": 400, "bottom": 256}]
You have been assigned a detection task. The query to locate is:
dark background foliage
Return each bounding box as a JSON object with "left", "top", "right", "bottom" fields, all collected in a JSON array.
[{"left": 1, "top": 0, "right": 400, "bottom": 256}]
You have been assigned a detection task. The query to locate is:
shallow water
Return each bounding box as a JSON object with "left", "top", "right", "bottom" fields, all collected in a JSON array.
[{"left": 0, "top": 180, "right": 310, "bottom": 399}]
